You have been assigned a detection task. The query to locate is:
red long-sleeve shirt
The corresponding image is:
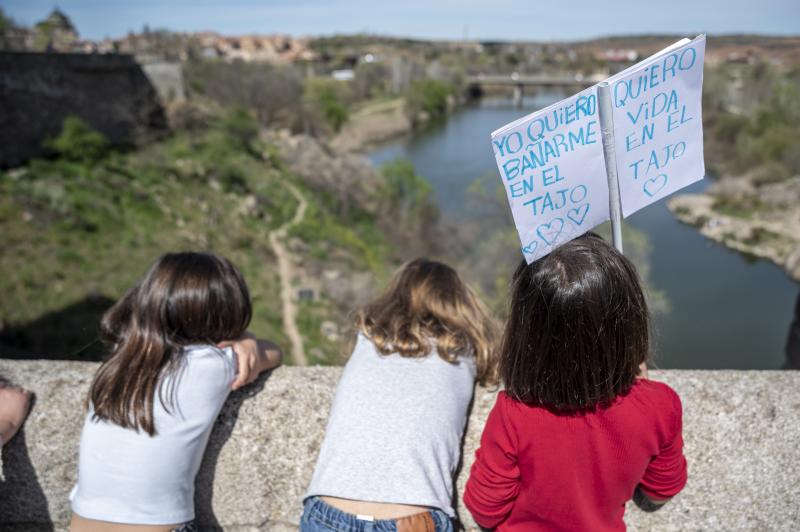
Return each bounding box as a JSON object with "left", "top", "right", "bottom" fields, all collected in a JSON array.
[{"left": 464, "top": 379, "right": 687, "bottom": 531}]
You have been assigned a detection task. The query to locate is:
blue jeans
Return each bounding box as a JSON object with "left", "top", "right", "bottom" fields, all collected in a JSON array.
[{"left": 301, "top": 497, "right": 454, "bottom": 532}]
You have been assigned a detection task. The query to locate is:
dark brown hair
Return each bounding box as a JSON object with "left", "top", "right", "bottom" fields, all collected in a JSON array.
[
  {"left": 356, "top": 258, "right": 499, "bottom": 385},
  {"left": 89, "top": 252, "right": 251, "bottom": 435},
  {"left": 501, "top": 233, "right": 649, "bottom": 412}
]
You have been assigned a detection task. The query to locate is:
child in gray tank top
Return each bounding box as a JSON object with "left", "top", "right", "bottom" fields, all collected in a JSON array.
[{"left": 303, "top": 258, "right": 499, "bottom": 532}]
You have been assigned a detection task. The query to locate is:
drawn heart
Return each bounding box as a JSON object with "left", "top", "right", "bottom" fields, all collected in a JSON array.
[
  {"left": 537, "top": 217, "right": 565, "bottom": 246},
  {"left": 643, "top": 174, "right": 668, "bottom": 197},
  {"left": 567, "top": 203, "right": 590, "bottom": 226},
  {"left": 521, "top": 241, "right": 538, "bottom": 255}
]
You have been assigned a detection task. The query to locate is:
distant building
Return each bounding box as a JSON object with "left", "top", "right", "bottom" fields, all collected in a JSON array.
[
  {"left": 597, "top": 49, "right": 639, "bottom": 63},
  {"left": 331, "top": 69, "right": 354, "bottom": 81},
  {"left": 1, "top": 8, "right": 96, "bottom": 53}
]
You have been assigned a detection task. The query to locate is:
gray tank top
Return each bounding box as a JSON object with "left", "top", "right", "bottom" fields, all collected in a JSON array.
[{"left": 306, "top": 334, "right": 477, "bottom": 517}]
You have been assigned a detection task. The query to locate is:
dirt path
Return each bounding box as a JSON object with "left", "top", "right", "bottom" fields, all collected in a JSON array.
[{"left": 268, "top": 181, "right": 308, "bottom": 365}]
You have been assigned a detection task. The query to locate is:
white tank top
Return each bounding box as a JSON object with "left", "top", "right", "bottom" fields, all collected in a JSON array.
[
  {"left": 306, "top": 334, "right": 477, "bottom": 517},
  {"left": 70, "top": 345, "right": 236, "bottom": 525}
]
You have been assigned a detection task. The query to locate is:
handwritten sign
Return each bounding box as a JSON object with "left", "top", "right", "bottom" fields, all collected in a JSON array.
[
  {"left": 611, "top": 36, "right": 706, "bottom": 216},
  {"left": 491, "top": 36, "right": 706, "bottom": 263},
  {"left": 490, "top": 86, "right": 609, "bottom": 263}
]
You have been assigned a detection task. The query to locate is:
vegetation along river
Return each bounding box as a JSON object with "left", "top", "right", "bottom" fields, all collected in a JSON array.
[{"left": 369, "top": 93, "right": 799, "bottom": 369}]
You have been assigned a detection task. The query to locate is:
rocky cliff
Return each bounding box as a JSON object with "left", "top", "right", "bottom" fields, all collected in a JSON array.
[{"left": 0, "top": 52, "right": 165, "bottom": 168}]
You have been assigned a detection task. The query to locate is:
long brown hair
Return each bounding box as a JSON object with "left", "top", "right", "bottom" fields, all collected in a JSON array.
[
  {"left": 89, "top": 252, "right": 252, "bottom": 435},
  {"left": 356, "top": 258, "right": 498, "bottom": 385},
  {"left": 501, "top": 233, "right": 649, "bottom": 412}
]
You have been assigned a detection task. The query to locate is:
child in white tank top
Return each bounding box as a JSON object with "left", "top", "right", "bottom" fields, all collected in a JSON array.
[
  {"left": 303, "top": 258, "right": 499, "bottom": 532},
  {"left": 70, "top": 252, "right": 282, "bottom": 532}
]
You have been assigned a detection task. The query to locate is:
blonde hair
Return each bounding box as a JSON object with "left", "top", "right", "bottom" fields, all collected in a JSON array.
[{"left": 355, "top": 258, "right": 498, "bottom": 385}]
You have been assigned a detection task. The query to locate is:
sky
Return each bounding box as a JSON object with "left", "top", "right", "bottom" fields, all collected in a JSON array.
[{"left": 2, "top": 0, "right": 799, "bottom": 41}]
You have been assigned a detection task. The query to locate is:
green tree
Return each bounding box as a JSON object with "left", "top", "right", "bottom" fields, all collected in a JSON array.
[
  {"left": 0, "top": 8, "right": 14, "bottom": 33},
  {"left": 46, "top": 116, "right": 109, "bottom": 165},
  {"left": 404, "top": 79, "right": 454, "bottom": 123},
  {"left": 304, "top": 78, "right": 351, "bottom": 132},
  {"left": 380, "top": 158, "right": 433, "bottom": 218}
]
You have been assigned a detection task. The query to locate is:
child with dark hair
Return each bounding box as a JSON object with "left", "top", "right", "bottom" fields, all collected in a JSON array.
[
  {"left": 70, "top": 252, "right": 282, "bottom": 532},
  {"left": 464, "top": 233, "right": 687, "bottom": 531}
]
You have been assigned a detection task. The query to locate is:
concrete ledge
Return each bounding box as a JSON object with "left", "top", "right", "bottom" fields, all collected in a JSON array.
[{"left": 0, "top": 362, "right": 798, "bottom": 531}]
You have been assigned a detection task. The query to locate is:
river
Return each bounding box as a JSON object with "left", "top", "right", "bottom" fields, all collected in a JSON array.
[{"left": 368, "top": 94, "right": 799, "bottom": 369}]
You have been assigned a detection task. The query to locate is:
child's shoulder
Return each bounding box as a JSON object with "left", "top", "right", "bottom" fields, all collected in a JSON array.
[
  {"left": 496, "top": 380, "right": 682, "bottom": 417},
  {"left": 496, "top": 390, "right": 537, "bottom": 417},
  {"left": 626, "top": 379, "right": 684, "bottom": 434},
  {"left": 183, "top": 343, "right": 233, "bottom": 360},
  {"left": 164, "top": 344, "right": 237, "bottom": 400},
  {"left": 632, "top": 378, "right": 682, "bottom": 408},
  {"left": 179, "top": 344, "right": 236, "bottom": 377}
]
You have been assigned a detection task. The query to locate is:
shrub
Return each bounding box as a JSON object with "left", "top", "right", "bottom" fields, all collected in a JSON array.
[
  {"left": 404, "top": 78, "right": 454, "bottom": 122},
  {"left": 221, "top": 107, "right": 259, "bottom": 152},
  {"left": 165, "top": 100, "right": 211, "bottom": 132},
  {"left": 304, "top": 78, "right": 351, "bottom": 133},
  {"left": 711, "top": 113, "right": 750, "bottom": 145},
  {"left": 353, "top": 62, "right": 390, "bottom": 100},
  {"left": 379, "top": 158, "right": 438, "bottom": 240},
  {"left": 737, "top": 124, "right": 795, "bottom": 169},
  {"left": 712, "top": 194, "right": 762, "bottom": 218},
  {"left": 380, "top": 158, "right": 432, "bottom": 210},
  {"left": 183, "top": 60, "right": 304, "bottom": 129},
  {"left": 752, "top": 161, "right": 792, "bottom": 187},
  {"left": 46, "top": 116, "right": 109, "bottom": 165}
]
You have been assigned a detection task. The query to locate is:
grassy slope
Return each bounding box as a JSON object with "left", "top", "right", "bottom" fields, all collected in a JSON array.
[{"left": 0, "top": 117, "right": 390, "bottom": 364}]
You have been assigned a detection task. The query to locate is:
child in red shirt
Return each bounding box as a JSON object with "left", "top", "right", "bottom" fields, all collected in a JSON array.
[{"left": 464, "top": 233, "right": 687, "bottom": 531}]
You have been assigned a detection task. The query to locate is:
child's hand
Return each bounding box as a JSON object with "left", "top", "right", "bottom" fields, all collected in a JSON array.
[
  {"left": 219, "top": 332, "right": 283, "bottom": 390},
  {"left": 0, "top": 383, "right": 32, "bottom": 446}
]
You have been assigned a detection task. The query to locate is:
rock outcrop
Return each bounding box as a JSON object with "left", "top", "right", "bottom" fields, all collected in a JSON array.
[{"left": 669, "top": 177, "right": 800, "bottom": 282}]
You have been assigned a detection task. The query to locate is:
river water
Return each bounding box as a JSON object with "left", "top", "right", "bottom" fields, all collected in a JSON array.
[{"left": 368, "top": 94, "right": 799, "bottom": 369}]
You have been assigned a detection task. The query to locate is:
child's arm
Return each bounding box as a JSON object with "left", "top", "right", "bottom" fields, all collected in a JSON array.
[
  {"left": 632, "top": 485, "right": 672, "bottom": 512},
  {"left": 0, "top": 383, "right": 32, "bottom": 447},
  {"left": 463, "top": 393, "right": 521, "bottom": 529},
  {"left": 637, "top": 389, "right": 687, "bottom": 508},
  {"left": 219, "top": 332, "right": 284, "bottom": 390}
]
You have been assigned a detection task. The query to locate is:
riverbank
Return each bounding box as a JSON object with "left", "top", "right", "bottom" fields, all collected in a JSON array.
[
  {"left": 330, "top": 98, "right": 413, "bottom": 153},
  {"left": 669, "top": 176, "right": 800, "bottom": 282},
  {"left": 330, "top": 90, "right": 465, "bottom": 154}
]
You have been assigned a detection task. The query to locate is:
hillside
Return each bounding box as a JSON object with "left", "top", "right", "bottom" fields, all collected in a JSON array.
[
  {"left": 0, "top": 109, "right": 436, "bottom": 364},
  {"left": 668, "top": 58, "right": 800, "bottom": 281}
]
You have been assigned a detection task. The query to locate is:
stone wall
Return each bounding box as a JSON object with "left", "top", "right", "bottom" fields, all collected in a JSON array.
[
  {"left": 141, "top": 61, "right": 186, "bottom": 103},
  {"left": 0, "top": 362, "right": 798, "bottom": 531},
  {"left": 0, "top": 52, "right": 166, "bottom": 168}
]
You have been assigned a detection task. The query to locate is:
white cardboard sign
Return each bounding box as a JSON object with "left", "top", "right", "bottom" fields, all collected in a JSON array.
[
  {"left": 491, "top": 35, "right": 706, "bottom": 263},
  {"left": 611, "top": 36, "right": 706, "bottom": 217},
  {"left": 490, "top": 86, "right": 609, "bottom": 263}
]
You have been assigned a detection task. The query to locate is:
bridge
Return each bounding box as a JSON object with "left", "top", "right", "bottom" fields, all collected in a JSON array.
[{"left": 466, "top": 73, "right": 606, "bottom": 107}]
